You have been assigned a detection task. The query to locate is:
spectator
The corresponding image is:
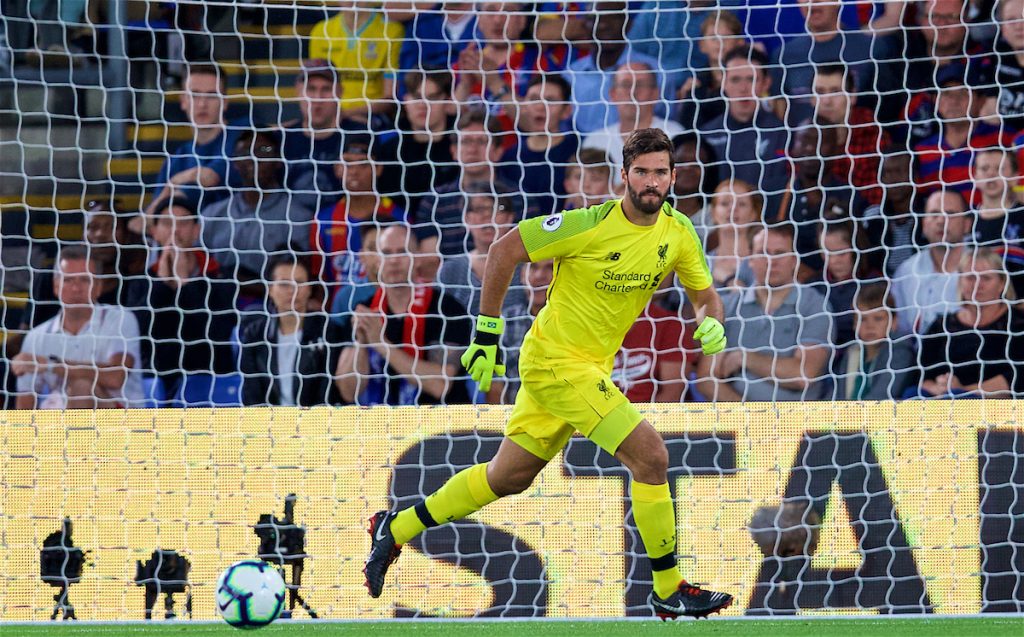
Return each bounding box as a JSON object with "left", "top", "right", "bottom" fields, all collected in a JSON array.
[
  {"left": 892, "top": 189, "right": 972, "bottom": 335},
  {"left": 699, "top": 46, "right": 789, "bottom": 211},
  {"left": 677, "top": 9, "right": 747, "bottom": 130},
  {"left": 612, "top": 303, "right": 691, "bottom": 403},
  {"left": 972, "top": 148, "right": 1024, "bottom": 244},
  {"left": 628, "top": 0, "right": 707, "bottom": 95},
  {"left": 778, "top": 122, "right": 867, "bottom": 276},
  {"left": 413, "top": 107, "right": 520, "bottom": 278},
  {"left": 819, "top": 221, "right": 881, "bottom": 346},
  {"left": 986, "top": 0, "right": 1024, "bottom": 132},
  {"left": 501, "top": 258, "right": 555, "bottom": 402},
  {"left": 124, "top": 197, "right": 237, "bottom": 398},
  {"left": 203, "top": 130, "right": 314, "bottom": 286},
  {"left": 813, "top": 64, "right": 890, "bottom": 205},
  {"left": 770, "top": 0, "right": 896, "bottom": 123},
  {"left": 312, "top": 134, "right": 405, "bottom": 323},
  {"left": 670, "top": 133, "right": 718, "bottom": 245},
  {"left": 562, "top": 147, "right": 617, "bottom": 210},
  {"left": 500, "top": 74, "right": 579, "bottom": 217},
  {"left": 582, "top": 61, "right": 685, "bottom": 182},
  {"left": 562, "top": 1, "right": 668, "bottom": 133},
  {"left": 697, "top": 223, "right": 832, "bottom": 401},
  {"left": 914, "top": 61, "right": 1015, "bottom": 203},
  {"left": 239, "top": 254, "right": 342, "bottom": 407},
  {"left": 453, "top": 1, "right": 570, "bottom": 117},
  {"left": 705, "top": 179, "right": 762, "bottom": 289},
  {"left": 335, "top": 225, "right": 472, "bottom": 405},
  {"left": 388, "top": 2, "right": 476, "bottom": 75},
  {"left": 280, "top": 59, "right": 344, "bottom": 214},
  {"left": 437, "top": 186, "right": 528, "bottom": 402},
  {"left": 835, "top": 282, "right": 916, "bottom": 400},
  {"left": 308, "top": 1, "right": 405, "bottom": 122},
  {"left": 151, "top": 64, "right": 240, "bottom": 212},
  {"left": 918, "top": 247, "right": 1024, "bottom": 397},
  {"left": 858, "top": 146, "right": 923, "bottom": 276},
  {"left": 11, "top": 245, "right": 143, "bottom": 409},
  {"left": 378, "top": 68, "right": 459, "bottom": 213}
]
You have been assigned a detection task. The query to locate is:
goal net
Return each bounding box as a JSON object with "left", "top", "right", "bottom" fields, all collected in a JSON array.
[{"left": 0, "top": 0, "right": 1022, "bottom": 621}]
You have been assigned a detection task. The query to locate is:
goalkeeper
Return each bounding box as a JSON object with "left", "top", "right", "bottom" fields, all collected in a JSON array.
[{"left": 364, "top": 129, "right": 732, "bottom": 619}]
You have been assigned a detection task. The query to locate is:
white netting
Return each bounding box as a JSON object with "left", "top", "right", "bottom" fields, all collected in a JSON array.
[{"left": 0, "top": 0, "right": 1022, "bottom": 620}]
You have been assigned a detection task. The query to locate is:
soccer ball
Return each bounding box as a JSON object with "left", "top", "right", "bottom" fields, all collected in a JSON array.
[{"left": 216, "top": 560, "right": 286, "bottom": 629}]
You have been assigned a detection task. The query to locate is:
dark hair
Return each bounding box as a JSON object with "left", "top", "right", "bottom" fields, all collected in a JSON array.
[
  {"left": 234, "top": 128, "right": 283, "bottom": 157},
  {"left": 672, "top": 132, "right": 720, "bottom": 197},
  {"left": 186, "top": 63, "right": 226, "bottom": 91},
  {"left": 465, "top": 181, "right": 516, "bottom": 217},
  {"left": 759, "top": 221, "right": 797, "bottom": 244},
  {"left": 455, "top": 104, "right": 501, "bottom": 133},
  {"left": 854, "top": 281, "right": 894, "bottom": 311},
  {"left": 527, "top": 73, "right": 572, "bottom": 100},
  {"left": 151, "top": 196, "right": 198, "bottom": 221},
  {"left": 264, "top": 251, "right": 312, "bottom": 282},
  {"left": 403, "top": 66, "right": 453, "bottom": 97},
  {"left": 722, "top": 45, "right": 769, "bottom": 69},
  {"left": 815, "top": 63, "right": 855, "bottom": 92},
  {"left": 622, "top": 128, "right": 675, "bottom": 173}
]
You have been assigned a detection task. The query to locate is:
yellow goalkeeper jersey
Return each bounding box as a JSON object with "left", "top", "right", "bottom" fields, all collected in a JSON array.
[{"left": 518, "top": 199, "right": 712, "bottom": 369}]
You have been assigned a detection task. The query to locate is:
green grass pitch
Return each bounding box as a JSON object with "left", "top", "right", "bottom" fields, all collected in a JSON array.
[{"left": 2, "top": 618, "right": 1022, "bottom": 637}]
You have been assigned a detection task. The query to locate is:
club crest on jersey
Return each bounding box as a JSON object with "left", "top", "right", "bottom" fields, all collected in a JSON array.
[
  {"left": 597, "top": 379, "right": 614, "bottom": 400},
  {"left": 657, "top": 243, "right": 669, "bottom": 268},
  {"left": 542, "top": 214, "right": 564, "bottom": 232}
]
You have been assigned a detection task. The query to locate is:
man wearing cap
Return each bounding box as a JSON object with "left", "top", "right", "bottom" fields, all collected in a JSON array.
[
  {"left": 311, "top": 133, "right": 406, "bottom": 326},
  {"left": 913, "top": 61, "right": 1015, "bottom": 204}
]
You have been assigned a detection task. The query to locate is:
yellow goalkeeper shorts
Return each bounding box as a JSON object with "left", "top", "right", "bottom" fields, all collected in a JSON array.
[{"left": 505, "top": 358, "right": 644, "bottom": 461}]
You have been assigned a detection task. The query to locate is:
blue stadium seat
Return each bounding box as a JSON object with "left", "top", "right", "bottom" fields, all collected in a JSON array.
[
  {"left": 140, "top": 375, "right": 166, "bottom": 409},
  {"left": 176, "top": 373, "right": 243, "bottom": 407}
]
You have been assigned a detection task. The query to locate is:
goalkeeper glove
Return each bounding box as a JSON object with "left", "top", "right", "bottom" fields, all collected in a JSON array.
[
  {"left": 693, "top": 317, "right": 727, "bottom": 355},
  {"left": 461, "top": 315, "right": 506, "bottom": 392}
]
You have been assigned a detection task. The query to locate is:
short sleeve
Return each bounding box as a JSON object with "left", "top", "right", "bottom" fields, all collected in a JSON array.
[
  {"left": 798, "top": 290, "right": 832, "bottom": 347},
  {"left": 518, "top": 204, "right": 607, "bottom": 262},
  {"left": 670, "top": 213, "right": 713, "bottom": 291}
]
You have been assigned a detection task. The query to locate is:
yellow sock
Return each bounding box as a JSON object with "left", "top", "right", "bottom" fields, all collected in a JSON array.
[
  {"left": 390, "top": 463, "right": 499, "bottom": 545},
  {"left": 631, "top": 480, "right": 681, "bottom": 599}
]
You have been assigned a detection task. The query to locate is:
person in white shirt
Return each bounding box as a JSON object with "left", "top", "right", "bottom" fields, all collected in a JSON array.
[
  {"left": 582, "top": 61, "right": 684, "bottom": 184},
  {"left": 11, "top": 245, "right": 143, "bottom": 409}
]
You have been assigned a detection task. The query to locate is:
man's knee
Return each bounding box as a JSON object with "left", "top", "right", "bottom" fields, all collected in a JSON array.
[{"left": 487, "top": 465, "right": 537, "bottom": 497}]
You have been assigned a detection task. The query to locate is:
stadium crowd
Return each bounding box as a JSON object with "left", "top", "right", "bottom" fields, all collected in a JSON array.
[{"left": 5, "top": 0, "right": 1024, "bottom": 408}]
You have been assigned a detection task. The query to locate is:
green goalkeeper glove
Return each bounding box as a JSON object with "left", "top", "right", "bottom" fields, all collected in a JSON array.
[
  {"left": 694, "top": 317, "right": 727, "bottom": 355},
  {"left": 461, "top": 315, "right": 507, "bottom": 392}
]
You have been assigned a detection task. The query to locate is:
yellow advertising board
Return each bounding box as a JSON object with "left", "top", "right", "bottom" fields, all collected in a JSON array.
[{"left": 1, "top": 401, "right": 1021, "bottom": 620}]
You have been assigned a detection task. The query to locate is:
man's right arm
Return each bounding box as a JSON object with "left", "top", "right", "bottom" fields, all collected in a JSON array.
[{"left": 478, "top": 228, "right": 530, "bottom": 318}]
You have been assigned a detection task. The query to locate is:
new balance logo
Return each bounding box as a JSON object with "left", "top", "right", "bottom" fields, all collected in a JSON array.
[{"left": 605, "top": 252, "right": 621, "bottom": 261}]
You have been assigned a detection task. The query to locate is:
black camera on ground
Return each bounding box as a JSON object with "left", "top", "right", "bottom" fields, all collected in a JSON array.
[
  {"left": 134, "top": 549, "right": 192, "bottom": 620},
  {"left": 40, "top": 518, "right": 87, "bottom": 620},
  {"left": 255, "top": 493, "right": 307, "bottom": 565}
]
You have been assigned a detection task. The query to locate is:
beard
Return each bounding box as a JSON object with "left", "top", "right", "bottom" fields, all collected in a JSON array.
[{"left": 627, "top": 182, "right": 670, "bottom": 215}]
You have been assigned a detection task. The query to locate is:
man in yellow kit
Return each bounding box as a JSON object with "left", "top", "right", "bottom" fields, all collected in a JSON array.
[{"left": 364, "top": 129, "right": 733, "bottom": 619}]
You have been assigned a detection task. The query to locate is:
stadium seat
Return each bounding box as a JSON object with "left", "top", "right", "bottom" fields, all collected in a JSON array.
[
  {"left": 176, "top": 373, "right": 243, "bottom": 407},
  {"left": 140, "top": 375, "right": 166, "bottom": 409}
]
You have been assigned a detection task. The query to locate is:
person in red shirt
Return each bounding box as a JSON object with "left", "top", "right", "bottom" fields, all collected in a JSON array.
[{"left": 612, "top": 302, "right": 694, "bottom": 403}]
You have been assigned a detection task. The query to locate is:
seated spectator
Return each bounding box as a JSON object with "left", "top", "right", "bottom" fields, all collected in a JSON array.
[
  {"left": 378, "top": 68, "right": 459, "bottom": 213},
  {"left": 123, "top": 197, "right": 237, "bottom": 398},
  {"left": 501, "top": 258, "right": 555, "bottom": 403},
  {"left": 670, "top": 132, "right": 719, "bottom": 245},
  {"left": 582, "top": 61, "right": 685, "bottom": 183},
  {"left": 335, "top": 225, "right": 472, "bottom": 405},
  {"left": 677, "top": 9, "right": 747, "bottom": 130},
  {"left": 697, "top": 224, "right": 832, "bottom": 401},
  {"left": 151, "top": 64, "right": 241, "bottom": 213},
  {"left": 239, "top": 254, "right": 342, "bottom": 407},
  {"left": 413, "top": 106, "right": 520, "bottom": 278},
  {"left": 202, "top": 130, "right": 314, "bottom": 286},
  {"left": 312, "top": 134, "right": 405, "bottom": 320},
  {"left": 813, "top": 64, "right": 890, "bottom": 205},
  {"left": 500, "top": 74, "right": 579, "bottom": 217},
  {"left": 308, "top": 1, "right": 404, "bottom": 122},
  {"left": 914, "top": 62, "right": 1015, "bottom": 204},
  {"left": 562, "top": 148, "right": 617, "bottom": 211},
  {"left": 819, "top": 221, "right": 882, "bottom": 347},
  {"left": 918, "top": 247, "right": 1024, "bottom": 397},
  {"left": 438, "top": 186, "right": 528, "bottom": 402},
  {"left": 628, "top": 0, "right": 706, "bottom": 95},
  {"left": 858, "top": 146, "right": 923, "bottom": 276},
  {"left": 453, "top": 1, "right": 570, "bottom": 119},
  {"left": 835, "top": 282, "right": 915, "bottom": 400},
  {"left": 11, "top": 245, "right": 143, "bottom": 409},
  {"left": 972, "top": 148, "right": 1024, "bottom": 245},
  {"left": 388, "top": 2, "right": 476, "bottom": 76},
  {"left": 562, "top": 1, "right": 669, "bottom": 133},
  {"left": 705, "top": 179, "right": 762, "bottom": 289},
  {"left": 770, "top": 0, "right": 896, "bottom": 123},
  {"left": 986, "top": 0, "right": 1024, "bottom": 132},
  {"left": 612, "top": 302, "right": 691, "bottom": 403},
  {"left": 700, "top": 47, "right": 789, "bottom": 210},
  {"left": 280, "top": 59, "right": 344, "bottom": 214},
  {"left": 778, "top": 122, "right": 867, "bottom": 276},
  {"left": 892, "top": 189, "right": 973, "bottom": 335}
]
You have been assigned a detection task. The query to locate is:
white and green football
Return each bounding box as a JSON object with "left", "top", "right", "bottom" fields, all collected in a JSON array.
[{"left": 216, "top": 560, "right": 286, "bottom": 629}]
